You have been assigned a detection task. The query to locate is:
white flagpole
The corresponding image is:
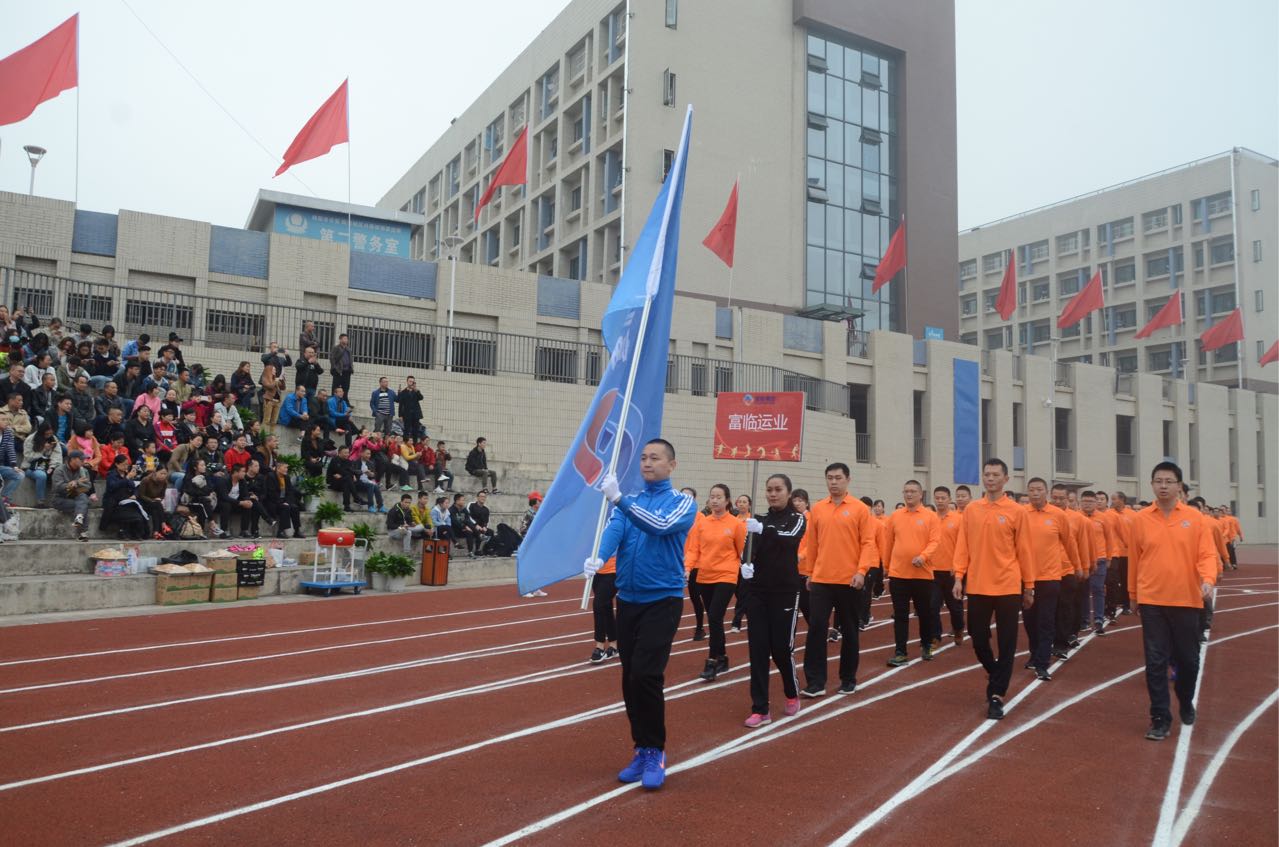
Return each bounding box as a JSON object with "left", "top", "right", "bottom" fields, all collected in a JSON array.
[{"left": 581, "top": 106, "right": 691, "bottom": 610}]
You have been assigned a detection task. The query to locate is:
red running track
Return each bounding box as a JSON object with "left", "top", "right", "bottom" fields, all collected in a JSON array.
[{"left": 0, "top": 556, "right": 1274, "bottom": 847}]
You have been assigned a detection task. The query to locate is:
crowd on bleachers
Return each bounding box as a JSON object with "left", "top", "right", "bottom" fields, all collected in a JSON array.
[{"left": 0, "top": 308, "right": 511, "bottom": 547}]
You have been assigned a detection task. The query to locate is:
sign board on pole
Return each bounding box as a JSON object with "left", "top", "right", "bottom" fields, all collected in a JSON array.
[{"left": 713, "top": 392, "right": 805, "bottom": 462}]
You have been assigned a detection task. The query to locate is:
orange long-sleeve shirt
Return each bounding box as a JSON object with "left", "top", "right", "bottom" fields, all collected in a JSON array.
[
  {"left": 1128, "top": 503, "right": 1219, "bottom": 608},
  {"left": 687, "top": 511, "right": 745, "bottom": 584},
  {"left": 1022, "top": 503, "right": 1080, "bottom": 581},
  {"left": 807, "top": 495, "right": 878, "bottom": 585},
  {"left": 1066, "top": 509, "right": 1093, "bottom": 576},
  {"left": 953, "top": 494, "right": 1035, "bottom": 595},
  {"left": 684, "top": 511, "right": 706, "bottom": 573},
  {"left": 1206, "top": 517, "right": 1228, "bottom": 574},
  {"left": 1224, "top": 515, "right": 1242, "bottom": 543},
  {"left": 882, "top": 506, "right": 940, "bottom": 579},
  {"left": 797, "top": 510, "right": 812, "bottom": 576},
  {"left": 1084, "top": 512, "right": 1109, "bottom": 566},
  {"left": 1109, "top": 506, "right": 1134, "bottom": 557},
  {"left": 930, "top": 509, "right": 961, "bottom": 572},
  {"left": 874, "top": 514, "right": 889, "bottom": 562}
]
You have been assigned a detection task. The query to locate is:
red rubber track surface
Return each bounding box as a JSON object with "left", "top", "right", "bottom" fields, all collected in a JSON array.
[{"left": 1, "top": 552, "right": 1274, "bottom": 847}]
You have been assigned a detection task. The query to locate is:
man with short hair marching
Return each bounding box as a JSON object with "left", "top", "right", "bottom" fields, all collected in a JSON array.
[
  {"left": 1021, "top": 478, "right": 1081, "bottom": 681},
  {"left": 953, "top": 459, "right": 1034, "bottom": 720},
  {"left": 883, "top": 480, "right": 941, "bottom": 665},
  {"left": 930, "top": 486, "right": 965, "bottom": 647}
]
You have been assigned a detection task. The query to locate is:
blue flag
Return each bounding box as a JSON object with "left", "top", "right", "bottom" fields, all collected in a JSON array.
[{"left": 516, "top": 107, "right": 692, "bottom": 595}]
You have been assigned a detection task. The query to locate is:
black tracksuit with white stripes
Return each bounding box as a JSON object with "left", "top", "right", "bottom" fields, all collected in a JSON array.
[{"left": 743, "top": 506, "right": 806, "bottom": 714}]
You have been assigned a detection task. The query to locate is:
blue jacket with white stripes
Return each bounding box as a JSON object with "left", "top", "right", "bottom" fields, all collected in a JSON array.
[{"left": 599, "top": 478, "right": 696, "bottom": 604}]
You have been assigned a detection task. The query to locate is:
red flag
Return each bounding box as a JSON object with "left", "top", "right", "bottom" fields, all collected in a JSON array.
[
  {"left": 702, "top": 180, "right": 738, "bottom": 268},
  {"left": 872, "top": 216, "right": 906, "bottom": 292},
  {"left": 1260, "top": 340, "right": 1279, "bottom": 366},
  {"left": 1199, "top": 308, "right": 1244, "bottom": 352},
  {"left": 275, "top": 80, "right": 349, "bottom": 177},
  {"left": 995, "top": 251, "right": 1017, "bottom": 320},
  {"left": 1056, "top": 270, "right": 1104, "bottom": 329},
  {"left": 474, "top": 126, "right": 528, "bottom": 220},
  {"left": 1134, "top": 292, "right": 1183, "bottom": 339},
  {"left": 0, "top": 15, "right": 78, "bottom": 126}
]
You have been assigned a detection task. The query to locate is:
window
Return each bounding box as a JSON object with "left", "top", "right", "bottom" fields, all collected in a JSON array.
[
  {"left": 1059, "top": 271, "right": 1082, "bottom": 296},
  {"left": 984, "top": 328, "right": 1004, "bottom": 350},
  {"left": 1031, "top": 321, "right": 1051, "bottom": 343},
  {"left": 446, "top": 157, "right": 460, "bottom": 198},
  {"left": 1193, "top": 242, "right": 1204, "bottom": 268},
  {"left": 665, "top": 0, "right": 677, "bottom": 27},
  {"left": 1148, "top": 349, "right": 1172, "bottom": 371},
  {"left": 1210, "top": 237, "right": 1235, "bottom": 264},
  {"left": 66, "top": 292, "right": 113, "bottom": 324},
  {"left": 984, "top": 291, "right": 998, "bottom": 313},
  {"left": 1254, "top": 240, "right": 1263, "bottom": 262},
  {"left": 1113, "top": 305, "right": 1137, "bottom": 330},
  {"left": 1205, "top": 192, "right": 1231, "bottom": 216},
  {"left": 1114, "top": 260, "right": 1136, "bottom": 285},
  {"left": 983, "top": 252, "right": 1005, "bottom": 273},
  {"left": 1116, "top": 352, "right": 1138, "bottom": 374},
  {"left": 1252, "top": 188, "right": 1261, "bottom": 211},
  {"left": 961, "top": 295, "right": 977, "bottom": 316},
  {"left": 662, "top": 69, "right": 676, "bottom": 106},
  {"left": 1056, "top": 232, "right": 1079, "bottom": 255},
  {"left": 1032, "top": 280, "right": 1050, "bottom": 301},
  {"left": 1216, "top": 345, "right": 1238, "bottom": 363},
  {"left": 1028, "top": 240, "right": 1049, "bottom": 262},
  {"left": 207, "top": 310, "right": 262, "bottom": 353},
  {"left": 1212, "top": 289, "right": 1236, "bottom": 314},
  {"left": 1142, "top": 208, "right": 1168, "bottom": 232},
  {"left": 960, "top": 332, "right": 977, "bottom": 346},
  {"left": 1145, "top": 249, "right": 1183, "bottom": 278},
  {"left": 1257, "top": 289, "right": 1265, "bottom": 312},
  {"left": 125, "top": 299, "right": 193, "bottom": 334},
  {"left": 1172, "top": 204, "right": 1183, "bottom": 225},
  {"left": 959, "top": 259, "right": 977, "bottom": 281},
  {"left": 539, "top": 65, "right": 560, "bottom": 119},
  {"left": 1101, "top": 217, "right": 1134, "bottom": 240},
  {"left": 661, "top": 148, "right": 674, "bottom": 182}
]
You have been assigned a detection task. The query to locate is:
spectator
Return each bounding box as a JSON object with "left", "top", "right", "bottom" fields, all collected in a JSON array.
[
  {"left": 100, "top": 455, "right": 150, "bottom": 540},
  {"left": 240, "top": 460, "right": 270, "bottom": 538},
  {"left": 73, "top": 323, "right": 96, "bottom": 347},
  {"left": 50, "top": 449, "right": 95, "bottom": 541},
  {"left": 384, "top": 434, "right": 413, "bottom": 492},
  {"left": 353, "top": 449, "right": 384, "bottom": 513},
  {"left": 57, "top": 356, "right": 89, "bottom": 393},
  {"left": 171, "top": 368, "right": 194, "bottom": 403},
  {"left": 327, "top": 387, "right": 353, "bottom": 445},
  {"left": 140, "top": 362, "right": 170, "bottom": 395},
  {"left": 298, "top": 321, "right": 319, "bottom": 357},
  {"left": 397, "top": 376, "right": 424, "bottom": 440},
  {"left": 97, "top": 431, "right": 128, "bottom": 479},
  {"left": 433, "top": 440, "right": 453, "bottom": 492},
  {"left": 114, "top": 361, "right": 144, "bottom": 402},
  {"left": 22, "top": 425, "right": 60, "bottom": 507},
  {"left": 465, "top": 437, "right": 498, "bottom": 492},
  {"left": 399, "top": 435, "right": 432, "bottom": 493},
  {"left": 160, "top": 388, "right": 182, "bottom": 422},
  {"left": 24, "top": 352, "right": 56, "bottom": 391},
  {"left": 99, "top": 325, "right": 121, "bottom": 361},
  {"left": 50, "top": 395, "right": 75, "bottom": 447},
  {"left": 224, "top": 434, "right": 252, "bottom": 471},
  {"left": 206, "top": 373, "right": 228, "bottom": 404},
  {"left": 326, "top": 444, "right": 360, "bottom": 510},
  {"left": 181, "top": 391, "right": 215, "bottom": 428},
  {"left": 0, "top": 363, "right": 32, "bottom": 410},
  {"left": 431, "top": 496, "right": 452, "bottom": 541},
  {"left": 180, "top": 458, "right": 218, "bottom": 536},
  {"left": 259, "top": 362, "right": 285, "bottom": 433},
  {"left": 3, "top": 394, "right": 33, "bottom": 451},
  {"left": 300, "top": 423, "right": 332, "bottom": 477},
  {"left": 204, "top": 410, "right": 235, "bottom": 455},
  {"left": 94, "top": 379, "right": 129, "bottom": 422},
  {"left": 153, "top": 409, "right": 180, "bottom": 461},
  {"left": 264, "top": 461, "right": 303, "bottom": 538},
  {"left": 450, "top": 492, "right": 481, "bottom": 557},
  {"left": 21, "top": 333, "right": 51, "bottom": 368},
  {"left": 468, "top": 490, "right": 496, "bottom": 552},
  {"left": 87, "top": 337, "right": 118, "bottom": 390},
  {"left": 370, "top": 377, "right": 396, "bottom": 435},
  {"left": 313, "top": 389, "right": 335, "bottom": 435},
  {"left": 520, "top": 492, "right": 542, "bottom": 536},
  {"left": 120, "top": 332, "right": 149, "bottom": 361},
  {"left": 279, "top": 385, "right": 312, "bottom": 432},
  {"left": 295, "top": 347, "right": 323, "bottom": 397},
  {"left": 214, "top": 464, "right": 261, "bottom": 538},
  {"left": 136, "top": 467, "right": 169, "bottom": 537},
  {"left": 161, "top": 332, "right": 186, "bottom": 369},
  {"left": 329, "top": 333, "right": 353, "bottom": 399},
  {"left": 132, "top": 384, "right": 163, "bottom": 421},
  {"left": 124, "top": 405, "right": 156, "bottom": 460},
  {"left": 0, "top": 412, "right": 21, "bottom": 502},
  {"left": 68, "top": 421, "right": 103, "bottom": 478},
  {"left": 229, "top": 361, "right": 255, "bottom": 411},
  {"left": 251, "top": 433, "right": 279, "bottom": 474},
  {"left": 411, "top": 491, "right": 436, "bottom": 536},
  {"left": 45, "top": 317, "right": 66, "bottom": 346},
  {"left": 386, "top": 493, "right": 427, "bottom": 553},
  {"left": 175, "top": 406, "right": 201, "bottom": 444},
  {"left": 94, "top": 406, "right": 126, "bottom": 448},
  {"left": 136, "top": 440, "right": 162, "bottom": 476},
  {"left": 216, "top": 394, "right": 244, "bottom": 433},
  {"left": 166, "top": 433, "right": 203, "bottom": 490},
  {"left": 67, "top": 374, "right": 96, "bottom": 429}
]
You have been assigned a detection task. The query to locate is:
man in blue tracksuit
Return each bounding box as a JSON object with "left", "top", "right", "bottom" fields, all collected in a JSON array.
[{"left": 584, "top": 438, "right": 695, "bottom": 791}]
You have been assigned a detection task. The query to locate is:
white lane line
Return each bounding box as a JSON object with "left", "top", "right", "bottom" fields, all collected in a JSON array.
[
  {"left": 106, "top": 644, "right": 955, "bottom": 847},
  {"left": 0, "top": 597, "right": 577, "bottom": 668},
  {"left": 1153, "top": 630, "right": 1214, "bottom": 844},
  {"left": 1169, "top": 689, "right": 1279, "bottom": 847}
]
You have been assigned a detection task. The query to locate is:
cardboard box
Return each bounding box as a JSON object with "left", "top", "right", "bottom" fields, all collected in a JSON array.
[
  {"left": 210, "top": 585, "right": 239, "bottom": 603},
  {"left": 237, "top": 585, "right": 261, "bottom": 600},
  {"left": 297, "top": 551, "right": 327, "bottom": 568},
  {"left": 155, "top": 572, "right": 213, "bottom": 606}
]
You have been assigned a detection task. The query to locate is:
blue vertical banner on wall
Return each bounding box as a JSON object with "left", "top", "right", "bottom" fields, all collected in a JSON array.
[{"left": 953, "top": 358, "right": 980, "bottom": 484}]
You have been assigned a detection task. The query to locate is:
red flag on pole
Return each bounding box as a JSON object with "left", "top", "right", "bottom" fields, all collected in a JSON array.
[
  {"left": 0, "top": 14, "right": 78, "bottom": 126},
  {"left": 1199, "top": 307, "right": 1244, "bottom": 352},
  {"left": 995, "top": 251, "right": 1017, "bottom": 320},
  {"left": 1134, "top": 292, "right": 1184, "bottom": 339},
  {"left": 1056, "top": 270, "right": 1104, "bottom": 329},
  {"left": 275, "top": 80, "right": 349, "bottom": 177},
  {"left": 474, "top": 126, "right": 528, "bottom": 220},
  {"left": 872, "top": 216, "right": 906, "bottom": 292},
  {"left": 702, "top": 180, "right": 739, "bottom": 268},
  {"left": 1260, "top": 340, "right": 1279, "bottom": 366}
]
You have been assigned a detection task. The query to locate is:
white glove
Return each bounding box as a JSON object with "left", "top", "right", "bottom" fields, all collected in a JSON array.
[
  {"left": 600, "top": 473, "right": 622, "bottom": 504},
  {"left": 745, "top": 518, "right": 764, "bottom": 534},
  {"left": 740, "top": 562, "right": 755, "bottom": 580},
  {"left": 583, "top": 557, "right": 604, "bottom": 577}
]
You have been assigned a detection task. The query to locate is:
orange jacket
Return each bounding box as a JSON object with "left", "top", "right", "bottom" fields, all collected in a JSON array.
[
  {"left": 797, "top": 510, "right": 812, "bottom": 576},
  {"left": 807, "top": 495, "right": 879, "bottom": 584},
  {"left": 953, "top": 494, "right": 1035, "bottom": 595},
  {"left": 1206, "top": 517, "right": 1228, "bottom": 574},
  {"left": 1128, "top": 503, "right": 1219, "bottom": 608},
  {"left": 1066, "top": 509, "right": 1093, "bottom": 576},
  {"left": 882, "top": 506, "right": 940, "bottom": 579},
  {"left": 1099, "top": 507, "right": 1131, "bottom": 557},
  {"left": 1224, "top": 515, "right": 1242, "bottom": 543},
  {"left": 599, "top": 556, "right": 617, "bottom": 575},
  {"left": 1084, "top": 512, "right": 1109, "bottom": 566},
  {"left": 874, "top": 513, "right": 889, "bottom": 562},
  {"left": 688, "top": 511, "right": 746, "bottom": 584},
  {"left": 930, "top": 508, "right": 961, "bottom": 572},
  {"left": 684, "top": 511, "right": 706, "bottom": 573},
  {"left": 1022, "top": 503, "right": 1081, "bottom": 581}
]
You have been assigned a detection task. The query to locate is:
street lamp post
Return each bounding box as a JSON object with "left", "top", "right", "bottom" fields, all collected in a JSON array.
[
  {"left": 23, "top": 145, "right": 47, "bottom": 195},
  {"left": 443, "top": 234, "right": 465, "bottom": 372}
]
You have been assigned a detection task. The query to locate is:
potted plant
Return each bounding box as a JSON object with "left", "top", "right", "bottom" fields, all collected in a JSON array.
[
  {"left": 314, "top": 501, "right": 344, "bottom": 528},
  {"left": 298, "top": 474, "right": 326, "bottom": 512},
  {"left": 350, "top": 522, "right": 377, "bottom": 568},
  {"left": 365, "top": 551, "right": 414, "bottom": 593}
]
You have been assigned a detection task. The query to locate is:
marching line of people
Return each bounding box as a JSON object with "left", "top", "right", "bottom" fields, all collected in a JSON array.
[{"left": 580, "top": 436, "right": 1236, "bottom": 790}]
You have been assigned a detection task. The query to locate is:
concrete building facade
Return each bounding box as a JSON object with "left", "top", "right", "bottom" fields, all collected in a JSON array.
[
  {"left": 957, "top": 148, "right": 1278, "bottom": 393},
  {"left": 377, "top": 0, "right": 959, "bottom": 340},
  {"left": 2, "top": 190, "right": 1273, "bottom": 543}
]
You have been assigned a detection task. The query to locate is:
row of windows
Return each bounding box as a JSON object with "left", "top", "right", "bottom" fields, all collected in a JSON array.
[{"left": 964, "top": 285, "right": 1239, "bottom": 322}]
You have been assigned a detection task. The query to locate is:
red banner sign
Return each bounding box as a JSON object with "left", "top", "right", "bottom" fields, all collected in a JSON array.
[{"left": 713, "top": 392, "right": 805, "bottom": 462}]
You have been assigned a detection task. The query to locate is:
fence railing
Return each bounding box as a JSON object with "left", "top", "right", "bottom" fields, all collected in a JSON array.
[
  {"left": 1054, "top": 362, "right": 1073, "bottom": 387},
  {"left": 2, "top": 266, "right": 851, "bottom": 417},
  {"left": 1115, "top": 373, "right": 1134, "bottom": 395},
  {"left": 1055, "top": 448, "right": 1075, "bottom": 474},
  {"left": 1116, "top": 452, "right": 1135, "bottom": 478},
  {"left": 847, "top": 329, "right": 869, "bottom": 359},
  {"left": 913, "top": 437, "right": 928, "bottom": 467},
  {"left": 855, "top": 432, "right": 873, "bottom": 464}
]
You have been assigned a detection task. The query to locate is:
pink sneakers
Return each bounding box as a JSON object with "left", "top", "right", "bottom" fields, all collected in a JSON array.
[
  {"left": 783, "top": 698, "right": 801, "bottom": 717},
  {"left": 743, "top": 713, "right": 771, "bottom": 728}
]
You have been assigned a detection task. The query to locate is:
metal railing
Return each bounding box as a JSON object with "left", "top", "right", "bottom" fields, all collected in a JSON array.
[
  {"left": 1011, "top": 354, "right": 1024, "bottom": 381},
  {"left": 847, "top": 329, "right": 869, "bottom": 359},
  {"left": 981, "top": 441, "right": 992, "bottom": 461},
  {"left": 2, "top": 266, "right": 851, "bottom": 417},
  {"left": 1054, "top": 362, "right": 1073, "bottom": 387},
  {"left": 1055, "top": 448, "right": 1075, "bottom": 474},
  {"left": 1161, "top": 378, "right": 1175, "bottom": 401},
  {"left": 1116, "top": 452, "right": 1135, "bottom": 477},
  {"left": 855, "top": 433, "right": 873, "bottom": 464},
  {"left": 914, "top": 437, "right": 928, "bottom": 468},
  {"left": 1114, "top": 373, "right": 1135, "bottom": 395}
]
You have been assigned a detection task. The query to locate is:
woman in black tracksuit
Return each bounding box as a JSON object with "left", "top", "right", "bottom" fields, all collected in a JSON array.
[{"left": 740, "top": 473, "right": 806, "bottom": 727}]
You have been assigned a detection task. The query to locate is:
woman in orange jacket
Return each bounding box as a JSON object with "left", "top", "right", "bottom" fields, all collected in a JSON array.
[
  {"left": 681, "top": 487, "right": 707, "bottom": 641},
  {"left": 590, "top": 556, "right": 619, "bottom": 663},
  {"left": 730, "top": 493, "right": 754, "bottom": 632},
  {"left": 689, "top": 484, "right": 747, "bottom": 681}
]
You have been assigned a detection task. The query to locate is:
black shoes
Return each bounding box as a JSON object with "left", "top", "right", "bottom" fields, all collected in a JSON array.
[
  {"left": 828, "top": 628, "right": 842, "bottom": 643},
  {"left": 1024, "top": 660, "right": 1036, "bottom": 670},
  {"left": 1180, "top": 703, "right": 1197, "bottom": 725},
  {"left": 692, "top": 627, "right": 706, "bottom": 642},
  {"left": 987, "top": 697, "right": 1005, "bottom": 720},
  {"left": 699, "top": 656, "right": 728, "bottom": 682},
  {"left": 590, "top": 647, "right": 606, "bottom": 664},
  {"left": 1035, "top": 668, "right": 1052, "bottom": 682},
  {"left": 1052, "top": 649, "right": 1070, "bottom": 661},
  {"left": 921, "top": 647, "right": 934, "bottom": 662},
  {"left": 837, "top": 681, "right": 857, "bottom": 695},
  {"left": 888, "top": 653, "right": 910, "bottom": 668},
  {"left": 800, "top": 684, "right": 825, "bottom": 698},
  {"left": 1146, "top": 720, "right": 1171, "bottom": 740}
]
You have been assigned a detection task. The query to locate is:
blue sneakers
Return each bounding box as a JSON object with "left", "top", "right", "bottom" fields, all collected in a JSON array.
[{"left": 617, "top": 747, "right": 667, "bottom": 789}]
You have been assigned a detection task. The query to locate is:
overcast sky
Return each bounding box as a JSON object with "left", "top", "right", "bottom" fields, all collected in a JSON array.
[{"left": 2, "top": 0, "right": 1275, "bottom": 231}]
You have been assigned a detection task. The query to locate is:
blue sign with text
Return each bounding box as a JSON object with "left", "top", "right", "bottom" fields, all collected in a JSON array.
[
  {"left": 924, "top": 325, "right": 944, "bottom": 340},
  {"left": 273, "top": 204, "right": 410, "bottom": 257}
]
